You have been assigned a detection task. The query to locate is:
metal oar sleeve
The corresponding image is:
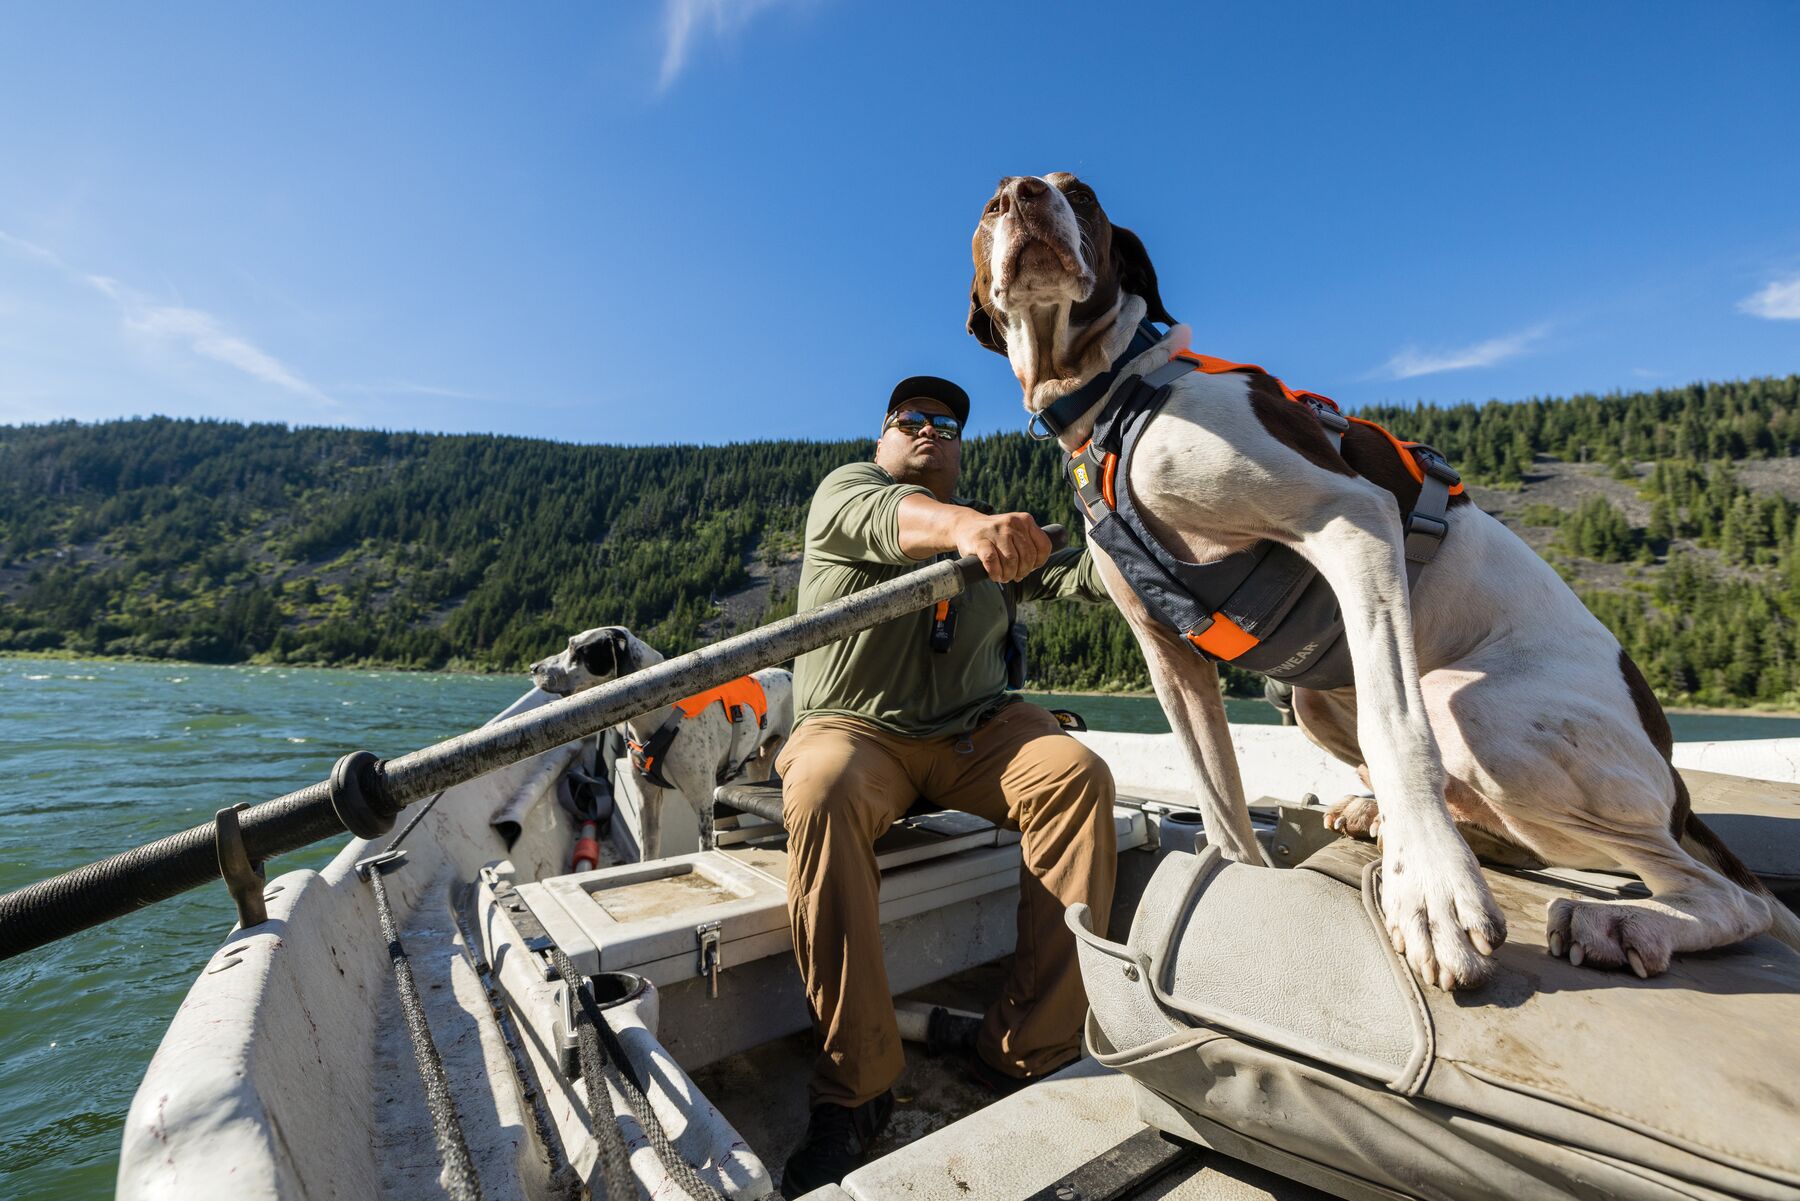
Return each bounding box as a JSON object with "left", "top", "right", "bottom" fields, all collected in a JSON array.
[{"left": 0, "top": 552, "right": 995, "bottom": 961}]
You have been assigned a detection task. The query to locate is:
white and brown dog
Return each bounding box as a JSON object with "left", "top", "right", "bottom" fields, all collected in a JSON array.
[
  {"left": 968, "top": 172, "right": 1795, "bottom": 988},
  {"left": 530, "top": 626, "right": 794, "bottom": 860}
]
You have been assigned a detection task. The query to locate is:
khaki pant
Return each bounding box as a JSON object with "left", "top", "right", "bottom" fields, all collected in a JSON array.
[{"left": 776, "top": 703, "right": 1117, "bottom": 1108}]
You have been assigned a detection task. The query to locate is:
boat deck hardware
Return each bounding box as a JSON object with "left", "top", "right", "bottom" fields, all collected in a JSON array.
[
  {"left": 1021, "top": 1127, "right": 1199, "bottom": 1201},
  {"left": 353, "top": 848, "right": 409, "bottom": 878},
  {"left": 1269, "top": 795, "right": 1334, "bottom": 867},
  {"left": 696, "top": 920, "right": 723, "bottom": 998},
  {"left": 213, "top": 804, "right": 267, "bottom": 929}
]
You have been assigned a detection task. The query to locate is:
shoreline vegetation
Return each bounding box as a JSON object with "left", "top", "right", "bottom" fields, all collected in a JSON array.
[
  {"left": 5, "top": 650, "right": 1798, "bottom": 721},
  {"left": 4, "top": 374, "right": 1799, "bottom": 712}
]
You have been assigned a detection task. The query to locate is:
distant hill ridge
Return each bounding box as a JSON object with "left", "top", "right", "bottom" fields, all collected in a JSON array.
[{"left": 3, "top": 373, "right": 1798, "bottom": 708}]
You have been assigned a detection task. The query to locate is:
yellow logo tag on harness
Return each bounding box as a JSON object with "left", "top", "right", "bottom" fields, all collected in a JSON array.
[{"left": 1073, "top": 463, "right": 1090, "bottom": 488}]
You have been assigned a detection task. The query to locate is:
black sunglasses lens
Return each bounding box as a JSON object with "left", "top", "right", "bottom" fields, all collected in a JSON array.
[{"left": 889, "top": 412, "right": 960, "bottom": 440}]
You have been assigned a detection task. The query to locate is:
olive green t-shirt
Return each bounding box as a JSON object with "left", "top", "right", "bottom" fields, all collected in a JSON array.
[{"left": 792, "top": 461, "right": 1109, "bottom": 738}]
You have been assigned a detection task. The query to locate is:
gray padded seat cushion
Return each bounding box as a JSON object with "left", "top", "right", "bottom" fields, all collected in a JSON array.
[{"left": 1074, "top": 840, "right": 1800, "bottom": 1201}]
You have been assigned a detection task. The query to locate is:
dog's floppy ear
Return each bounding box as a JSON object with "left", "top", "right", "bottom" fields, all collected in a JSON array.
[
  {"left": 609, "top": 627, "right": 635, "bottom": 675},
  {"left": 1111, "top": 225, "right": 1174, "bottom": 326},
  {"left": 575, "top": 632, "right": 617, "bottom": 678},
  {"left": 967, "top": 263, "right": 1006, "bottom": 353}
]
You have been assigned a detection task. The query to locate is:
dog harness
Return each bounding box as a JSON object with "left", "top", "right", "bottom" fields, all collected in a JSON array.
[
  {"left": 1057, "top": 323, "right": 1463, "bottom": 691},
  {"left": 627, "top": 675, "right": 770, "bottom": 790}
]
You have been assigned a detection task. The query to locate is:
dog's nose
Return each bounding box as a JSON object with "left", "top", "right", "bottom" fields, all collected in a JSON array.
[{"left": 995, "top": 176, "right": 1049, "bottom": 217}]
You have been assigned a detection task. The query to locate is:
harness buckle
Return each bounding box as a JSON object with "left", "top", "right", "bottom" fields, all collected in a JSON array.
[
  {"left": 1026, "top": 411, "right": 1057, "bottom": 441},
  {"left": 1412, "top": 445, "right": 1461, "bottom": 486},
  {"left": 1404, "top": 512, "right": 1449, "bottom": 564},
  {"left": 1309, "top": 402, "right": 1350, "bottom": 433}
]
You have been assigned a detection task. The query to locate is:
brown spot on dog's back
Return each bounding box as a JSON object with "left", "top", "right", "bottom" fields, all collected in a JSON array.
[
  {"left": 1619, "top": 648, "right": 1741, "bottom": 861},
  {"left": 1248, "top": 373, "right": 1353, "bottom": 476},
  {"left": 1339, "top": 421, "right": 1473, "bottom": 514},
  {"left": 1619, "top": 648, "right": 1673, "bottom": 758},
  {"left": 1249, "top": 375, "right": 1473, "bottom": 521}
]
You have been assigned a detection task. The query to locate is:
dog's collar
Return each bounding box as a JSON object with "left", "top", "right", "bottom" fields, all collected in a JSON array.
[{"left": 1026, "top": 319, "right": 1165, "bottom": 441}]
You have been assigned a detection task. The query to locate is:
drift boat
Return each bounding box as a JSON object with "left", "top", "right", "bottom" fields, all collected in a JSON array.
[{"left": 115, "top": 683, "right": 1800, "bottom": 1201}]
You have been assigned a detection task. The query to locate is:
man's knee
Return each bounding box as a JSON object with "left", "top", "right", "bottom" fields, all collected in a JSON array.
[
  {"left": 782, "top": 768, "right": 860, "bottom": 831},
  {"left": 1040, "top": 736, "right": 1116, "bottom": 810},
  {"left": 778, "top": 726, "right": 907, "bottom": 837}
]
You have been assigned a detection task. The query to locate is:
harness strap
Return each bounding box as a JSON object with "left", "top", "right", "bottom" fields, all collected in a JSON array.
[
  {"left": 627, "top": 713, "right": 682, "bottom": 791},
  {"left": 1029, "top": 320, "right": 1164, "bottom": 439}
]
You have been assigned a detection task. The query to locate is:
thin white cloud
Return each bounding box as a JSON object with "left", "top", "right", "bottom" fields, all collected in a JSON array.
[
  {"left": 124, "top": 300, "right": 329, "bottom": 401},
  {"left": 659, "top": 0, "right": 807, "bottom": 89},
  {"left": 0, "top": 230, "right": 66, "bottom": 269},
  {"left": 1739, "top": 275, "right": 1800, "bottom": 320},
  {"left": 346, "top": 380, "right": 491, "bottom": 402},
  {"left": 1, "top": 228, "right": 332, "bottom": 405},
  {"left": 1375, "top": 324, "right": 1550, "bottom": 380}
]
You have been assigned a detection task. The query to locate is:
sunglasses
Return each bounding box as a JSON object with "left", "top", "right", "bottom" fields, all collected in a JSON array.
[{"left": 884, "top": 410, "right": 962, "bottom": 441}]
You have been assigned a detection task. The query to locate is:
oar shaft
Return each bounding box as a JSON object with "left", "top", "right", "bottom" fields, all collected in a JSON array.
[{"left": 0, "top": 552, "right": 992, "bottom": 961}]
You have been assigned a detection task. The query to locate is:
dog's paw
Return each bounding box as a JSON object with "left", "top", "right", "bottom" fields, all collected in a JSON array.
[
  {"left": 1545, "top": 898, "right": 1676, "bottom": 978},
  {"left": 1326, "top": 793, "right": 1381, "bottom": 841},
  {"left": 1381, "top": 834, "right": 1507, "bottom": 990}
]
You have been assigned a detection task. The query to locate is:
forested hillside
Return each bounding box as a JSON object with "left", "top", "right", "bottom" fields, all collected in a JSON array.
[{"left": 2, "top": 374, "right": 1798, "bottom": 707}]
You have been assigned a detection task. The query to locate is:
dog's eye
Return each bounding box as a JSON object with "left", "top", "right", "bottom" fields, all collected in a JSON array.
[
  {"left": 984, "top": 197, "right": 1001, "bottom": 215},
  {"left": 1070, "top": 191, "right": 1093, "bottom": 208}
]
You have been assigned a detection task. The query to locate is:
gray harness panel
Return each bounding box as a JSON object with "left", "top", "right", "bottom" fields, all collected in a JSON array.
[{"left": 1066, "top": 353, "right": 1458, "bottom": 691}]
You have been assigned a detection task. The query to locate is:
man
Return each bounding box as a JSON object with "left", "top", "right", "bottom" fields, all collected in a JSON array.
[{"left": 777, "top": 374, "right": 1118, "bottom": 1195}]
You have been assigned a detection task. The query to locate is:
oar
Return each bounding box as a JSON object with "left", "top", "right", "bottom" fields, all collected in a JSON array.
[{"left": 0, "top": 526, "right": 1066, "bottom": 961}]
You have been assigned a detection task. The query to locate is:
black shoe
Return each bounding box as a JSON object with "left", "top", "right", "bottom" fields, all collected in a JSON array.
[
  {"left": 923, "top": 1007, "right": 1071, "bottom": 1096},
  {"left": 780, "top": 1090, "right": 894, "bottom": 1198},
  {"left": 923, "top": 1006, "right": 982, "bottom": 1058}
]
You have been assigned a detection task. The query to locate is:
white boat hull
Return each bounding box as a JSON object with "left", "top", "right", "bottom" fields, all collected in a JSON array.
[{"left": 118, "top": 700, "right": 1800, "bottom": 1199}]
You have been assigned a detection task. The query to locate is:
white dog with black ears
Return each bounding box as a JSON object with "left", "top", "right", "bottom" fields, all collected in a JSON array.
[
  {"left": 966, "top": 171, "right": 1795, "bottom": 989},
  {"left": 530, "top": 625, "right": 794, "bottom": 860}
]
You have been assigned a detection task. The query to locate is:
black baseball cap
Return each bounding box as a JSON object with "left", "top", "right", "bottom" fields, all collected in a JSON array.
[{"left": 887, "top": 375, "right": 970, "bottom": 428}]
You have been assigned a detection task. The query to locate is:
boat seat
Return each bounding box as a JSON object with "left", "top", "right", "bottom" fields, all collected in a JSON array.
[{"left": 713, "top": 777, "right": 942, "bottom": 827}]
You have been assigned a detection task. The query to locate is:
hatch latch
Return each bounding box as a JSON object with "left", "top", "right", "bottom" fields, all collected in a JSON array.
[{"left": 695, "top": 920, "right": 723, "bottom": 999}]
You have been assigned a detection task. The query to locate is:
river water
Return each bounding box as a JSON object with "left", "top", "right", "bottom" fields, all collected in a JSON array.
[{"left": 2, "top": 656, "right": 1796, "bottom": 1197}]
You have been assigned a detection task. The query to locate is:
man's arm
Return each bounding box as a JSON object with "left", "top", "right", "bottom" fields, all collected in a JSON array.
[
  {"left": 896, "top": 494, "right": 1050, "bottom": 584},
  {"left": 1018, "top": 545, "right": 1111, "bottom": 604}
]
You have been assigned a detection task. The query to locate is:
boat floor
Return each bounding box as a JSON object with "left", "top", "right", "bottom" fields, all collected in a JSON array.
[{"left": 691, "top": 960, "right": 1015, "bottom": 1171}]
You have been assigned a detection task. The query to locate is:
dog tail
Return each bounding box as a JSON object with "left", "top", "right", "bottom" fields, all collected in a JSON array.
[{"left": 1677, "top": 798, "right": 1800, "bottom": 954}]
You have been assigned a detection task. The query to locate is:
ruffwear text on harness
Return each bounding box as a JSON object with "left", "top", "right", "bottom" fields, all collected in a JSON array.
[{"left": 1060, "top": 324, "right": 1463, "bottom": 691}]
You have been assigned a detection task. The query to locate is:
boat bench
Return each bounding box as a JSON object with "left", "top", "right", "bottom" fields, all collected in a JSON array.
[{"left": 708, "top": 777, "right": 959, "bottom": 851}]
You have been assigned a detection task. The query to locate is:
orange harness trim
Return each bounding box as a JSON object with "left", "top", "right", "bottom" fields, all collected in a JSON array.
[
  {"left": 629, "top": 675, "right": 768, "bottom": 786},
  {"left": 1173, "top": 350, "right": 1464, "bottom": 495},
  {"left": 1078, "top": 350, "right": 1461, "bottom": 663},
  {"left": 672, "top": 675, "right": 768, "bottom": 724}
]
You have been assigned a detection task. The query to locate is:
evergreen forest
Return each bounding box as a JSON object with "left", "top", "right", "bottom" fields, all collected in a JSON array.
[{"left": 2, "top": 373, "right": 1798, "bottom": 709}]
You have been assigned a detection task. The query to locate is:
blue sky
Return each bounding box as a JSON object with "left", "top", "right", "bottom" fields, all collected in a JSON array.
[{"left": 1, "top": 2, "right": 1796, "bottom": 444}]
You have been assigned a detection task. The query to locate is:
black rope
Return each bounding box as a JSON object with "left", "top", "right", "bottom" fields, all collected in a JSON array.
[
  {"left": 366, "top": 866, "right": 484, "bottom": 1201},
  {"left": 384, "top": 788, "right": 447, "bottom": 853},
  {"left": 551, "top": 948, "right": 778, "bottom": 1201},
  {"left": 448, "top": 891, "right": 581, "bottom": 1201},
  {"left": 550, "top": 947, "right": 641, "bottom": 1200}
]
